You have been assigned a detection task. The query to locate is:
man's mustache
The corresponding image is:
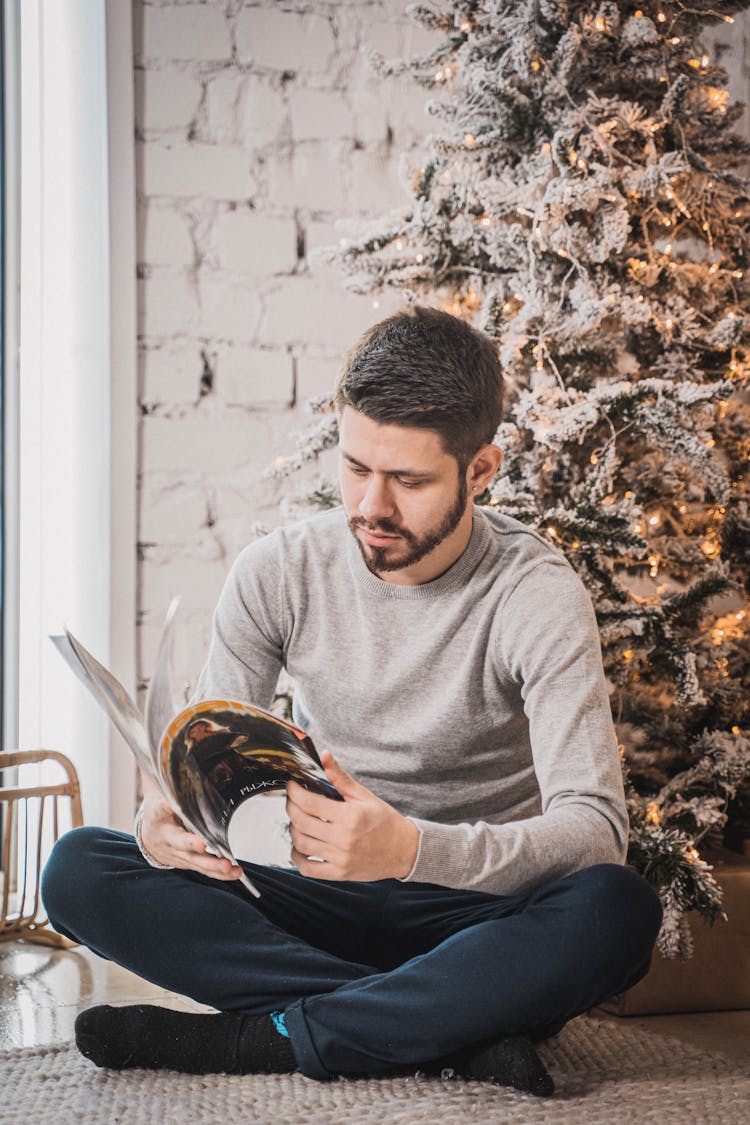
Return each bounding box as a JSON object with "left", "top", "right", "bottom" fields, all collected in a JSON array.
[{"left": 349, "top": 517, "right": 408, "bottom": 538}]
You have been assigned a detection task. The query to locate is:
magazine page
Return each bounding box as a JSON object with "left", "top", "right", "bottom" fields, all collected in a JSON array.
[
  {"left": 144, "top": 596, "right": 181, "bottom": 783},
  {"left": 50, "top": 631, "right": 156, "bottom": 784},
  {"left": 51, "top": 626, "right": 264, "bottom": 897},
  {"left": 159, "top": 700, "right": 342, "bottom": 881}
]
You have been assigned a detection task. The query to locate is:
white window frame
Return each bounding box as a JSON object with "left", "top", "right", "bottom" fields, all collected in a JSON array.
[{"left": 3, "top": 0, "right": 136, "bottom": 832}]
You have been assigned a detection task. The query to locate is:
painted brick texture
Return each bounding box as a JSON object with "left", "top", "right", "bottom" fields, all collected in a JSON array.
[
  {"left": 134, "top": 2, "right": 750, "bottom": 699},
  {"left": 134, "top": 0, "right": 439, "bottom": 689}
]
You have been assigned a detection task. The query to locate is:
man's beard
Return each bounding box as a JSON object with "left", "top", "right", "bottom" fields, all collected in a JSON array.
[{"left": 348, "top": 475, "right": 468, "bottom": 576}]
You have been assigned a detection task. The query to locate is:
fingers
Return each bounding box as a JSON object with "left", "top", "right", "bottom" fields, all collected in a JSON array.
[
  {"left": 286, "top": 780, "right": 340, "bottom": 820},
  {"left": 290, "top": 847, "right": 333, "bottom": 878},
  {"left": 172, "top": 840, "right": 242, "bottom": 881},
  {"left": 142, "top": 803, "right": 242, "bottom": 881},
  {"left": 289, "top": 830, "right": 331, "bottom": 862},
  {"left": 318, "top": 750, "right": 365, "bottom": 799},
  {"left": 286, "top": 798, "right": 337, "bottom": 840}
]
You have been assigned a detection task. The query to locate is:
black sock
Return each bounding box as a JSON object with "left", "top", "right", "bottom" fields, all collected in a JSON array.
[
  {"left": 74, "top": 1004, "right": 296, "bottom": 1075},
  {"left": 439, "top": 1034, "right": 554, "bottom": 1097}
]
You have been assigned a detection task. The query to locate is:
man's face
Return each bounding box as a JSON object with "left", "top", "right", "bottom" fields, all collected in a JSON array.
[{"left": 338, "top": 406, "right": 471, "bottom": 584}]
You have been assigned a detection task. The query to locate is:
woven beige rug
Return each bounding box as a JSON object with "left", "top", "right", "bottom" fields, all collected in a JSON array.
[{"left": 0, "top": 1016, "right": 747, "bottom": 1125}]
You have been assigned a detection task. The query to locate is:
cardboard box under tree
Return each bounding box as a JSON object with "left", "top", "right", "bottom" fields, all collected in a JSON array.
[{"left": 601, "top": 850, "right": 750, "bottom": 1015}]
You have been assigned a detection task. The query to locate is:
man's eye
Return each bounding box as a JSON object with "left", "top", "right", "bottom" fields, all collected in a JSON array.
[
  {"left": 397, "top": 478, "right": 422, "bottom": 489},
  {"left": 348, "top": 465, "right": 368, "bottom": 476}
]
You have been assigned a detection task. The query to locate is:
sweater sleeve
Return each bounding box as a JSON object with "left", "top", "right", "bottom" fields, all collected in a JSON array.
[
  {"left": 193, "top": 535, "right": 286, "bottom": 707},
  {"left": 403, "top": 559, "right": 629, "bottom": 896}
]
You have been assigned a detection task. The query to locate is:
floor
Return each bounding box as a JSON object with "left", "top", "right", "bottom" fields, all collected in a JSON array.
[{"left": 1, "top": 935, "right": 749, "bottom": 1063}]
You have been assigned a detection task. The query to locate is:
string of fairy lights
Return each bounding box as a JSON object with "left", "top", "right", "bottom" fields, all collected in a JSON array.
[
  {"left": 382, "top": 5, "right": 748, "bottom": 608},
  {"left": 329, "top": 6, "right": 748, "bottom": 717},
  {"left": 297, "top": 1, "right": 748, "bottom": 935}
]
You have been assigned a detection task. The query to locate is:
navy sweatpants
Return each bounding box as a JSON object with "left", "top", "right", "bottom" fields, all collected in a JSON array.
[{"left": 42, "top": 827, "right": 662, "bottom": 1080}]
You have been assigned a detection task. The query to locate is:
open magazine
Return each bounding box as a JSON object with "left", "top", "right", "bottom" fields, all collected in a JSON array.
[{"left": 50, "top": 600, "right": 342, "bottom": 898}]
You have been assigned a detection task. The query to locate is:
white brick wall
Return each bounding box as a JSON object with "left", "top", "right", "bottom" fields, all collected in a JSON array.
[
  {"left": 134, "top": 0, "right": 438, "bottom": 690},
  {"left": 134, "top": 1, "right": 750, "bottom": 699}
]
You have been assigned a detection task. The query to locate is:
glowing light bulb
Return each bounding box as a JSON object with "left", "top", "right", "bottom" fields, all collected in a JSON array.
[
  {"left": 649, "top": 514, "right": 661, "bottom": 526},
  {"left": 465, "top": 133, "right": 475, "bottom": 147},
  {"left": 624, "top": 649, "right": 634, "bottom": 662},
  {"left": 657, "top": 11, "right": 667, "bottom": 22},
  {"left": 634, "top": 9, "right": 644, "bottom": 17},
  {"left": 481, "top": 215, "right": 492, "bottom": 226},
  {"left": 531, "top": 59, "right": 541, "bottom": 72},
  {"left": 665, "top": 318, "right": 673, "bottom": 329},
  {"left": 590, "top": 453, "right": 599, "bottom": 464},
  {"left": 595, "top": 16, "right": 606, "bottom": 31}
]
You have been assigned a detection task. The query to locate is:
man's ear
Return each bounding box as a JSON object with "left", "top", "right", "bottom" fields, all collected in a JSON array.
[{"left": 467, "top": 444, "right": 503, "bottom": 494}]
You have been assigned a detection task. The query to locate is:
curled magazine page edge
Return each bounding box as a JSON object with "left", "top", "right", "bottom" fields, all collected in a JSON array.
[
  {"left": 145, "top": 596, "right": 181, "bottom": 783},
  {"left": 50, "top": 631, "right": 156, "bottom": 784}
]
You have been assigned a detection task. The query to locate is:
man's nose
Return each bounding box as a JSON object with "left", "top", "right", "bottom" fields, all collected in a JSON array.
[{"left": 358, "top": 476, "right": 395, "bottom": 522}]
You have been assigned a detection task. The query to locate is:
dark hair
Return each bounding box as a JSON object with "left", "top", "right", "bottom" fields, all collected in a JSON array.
[{"left": 333, "top": 305, "right": 504, "bottom": 469}]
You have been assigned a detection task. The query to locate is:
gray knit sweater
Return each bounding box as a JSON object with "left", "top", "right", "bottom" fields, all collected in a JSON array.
[{"left": 195, "top": 505, "right": 628, "bottom": 896}]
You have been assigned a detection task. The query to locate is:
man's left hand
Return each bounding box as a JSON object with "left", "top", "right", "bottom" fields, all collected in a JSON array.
[{"left": 286, "top": 750, "right": 420, "bottom": 881}]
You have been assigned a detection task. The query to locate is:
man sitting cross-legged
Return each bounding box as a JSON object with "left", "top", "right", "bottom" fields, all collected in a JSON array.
[{"left": 42, "top": 306, "right": 662, "bottom": 1097}]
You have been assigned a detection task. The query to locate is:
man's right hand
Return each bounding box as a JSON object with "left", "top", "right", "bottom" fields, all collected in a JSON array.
[{"left": 139, "top": 794, "right": 243, "bottom": 881}]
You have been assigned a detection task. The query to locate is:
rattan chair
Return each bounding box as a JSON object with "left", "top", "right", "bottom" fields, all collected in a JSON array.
[{"left": 0, "top": 749, "right": 83, "bottom": 946}]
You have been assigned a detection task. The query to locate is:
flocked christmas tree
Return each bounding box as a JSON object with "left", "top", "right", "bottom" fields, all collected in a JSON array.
[{"left": 271, "top": 0, "right": 750, "bottom": 957}]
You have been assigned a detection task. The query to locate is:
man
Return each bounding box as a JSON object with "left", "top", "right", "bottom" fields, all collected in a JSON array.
[{"left": 42, "top": 306, "right": 662, "bottom": 1097}]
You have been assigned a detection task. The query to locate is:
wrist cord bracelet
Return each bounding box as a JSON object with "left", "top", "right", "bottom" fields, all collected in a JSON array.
[{"left": 134, "top": 805, "right": 175, "bottom": 870}]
